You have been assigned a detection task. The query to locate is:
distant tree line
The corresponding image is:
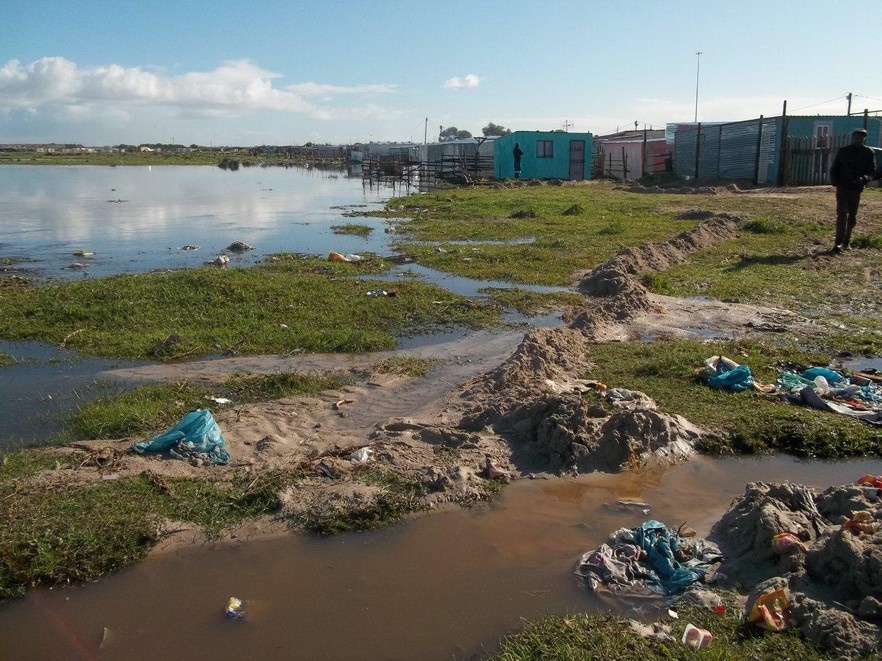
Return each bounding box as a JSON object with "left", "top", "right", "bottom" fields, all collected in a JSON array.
[{"left": 438, "top": 122, "right": 512, "bottom": 141}]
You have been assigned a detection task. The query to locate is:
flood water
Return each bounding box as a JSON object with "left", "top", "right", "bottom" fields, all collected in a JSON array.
[
  {"left": 1, "top": 454, "right": 879, "bottom": 661},
  {"left": 0, "top": 165, "right": 398, "bottom": 280},
  {"left": 0, "top": 165, "right": 568, "bottom": 450}
]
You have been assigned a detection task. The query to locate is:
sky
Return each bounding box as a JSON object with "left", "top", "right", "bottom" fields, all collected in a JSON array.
[{"left": 2, "top": 0, "right": 881, "bottom": 147}]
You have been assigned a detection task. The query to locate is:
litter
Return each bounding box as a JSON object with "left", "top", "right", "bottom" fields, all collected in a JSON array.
[
  {"left": 698, "top": 356, "right": 756, "bottom": 392},
  {"left": 484, "top": 454, "right": 511, "bottom": 481},
  {"left": 366, "top": 289, "right": 397, "bottom": 297},
  {"left": 207, "top": 396, "right": 232, "bottom": 405},
  {"left": 328, "top": 251, "right": 349, "bottom": 262},
  {"left": 131, "top": 409, "right": 230, "bottom": 465},
  {"left": 575, "top": 519, "right": 723, "bottom": 600},
  {"left": 681, "top": 623, "right": 712, "bottom": 648},
  {"left": 856, "top": 475, "right": 882, "bottom": 489},
  {"left": 843, "top": 510, "right": 880, "bottom": 534},
  {"left": 225, "top": 597, "right": 245, "bottom": 620},
  {"left": 333, "top": 399, "right": 355, "bottom": 410},
  {"left": 747, "top": 587, "right": 790, "bottom": 631},
  {"left": 771, "top": 532, "right": 806, "bottom": 554},
  {"left": 349, "top": 447, "right": 373, "bottom": 463}
]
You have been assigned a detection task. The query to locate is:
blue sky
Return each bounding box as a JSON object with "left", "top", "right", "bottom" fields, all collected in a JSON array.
[{"left": 2, "top": 0, "right": 881, "bottom": 146}]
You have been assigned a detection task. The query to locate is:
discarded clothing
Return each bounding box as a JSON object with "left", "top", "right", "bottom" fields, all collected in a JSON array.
[
  {"left": 699, "top": 355, "right": 754, "bottom": 392},
  {"left": 132, "top": 409, "right": 231, "bottom": 465},
  {"left": 576, "top": 520, "right": 723, "bottom": 600}
]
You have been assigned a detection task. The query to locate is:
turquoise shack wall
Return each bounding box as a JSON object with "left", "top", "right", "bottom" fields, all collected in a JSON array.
[
  {"left": 766, "top": 116, "right": 882, "bottom": 182},
  {"left": 494, "top": 131, "right": 593, "bottom": 180}
]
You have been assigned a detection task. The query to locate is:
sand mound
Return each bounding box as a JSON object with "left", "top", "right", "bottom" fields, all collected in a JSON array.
[
  {"left": 578, "top": 213, "right": 741, "bottom": 297},
  {"left": 713, "top": 481, "right": 882, "bottom": 658}
]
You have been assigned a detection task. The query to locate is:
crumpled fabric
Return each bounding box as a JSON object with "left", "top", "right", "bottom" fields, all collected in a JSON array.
[
  {"left": 132, "top": 409, "right": 230, "bottom": 465},
  {"left": 700, "top": 356, "right": 754, "bottom": 392},
  {"left": 576, "top": 520, "right": 722, "bottom": 599}
]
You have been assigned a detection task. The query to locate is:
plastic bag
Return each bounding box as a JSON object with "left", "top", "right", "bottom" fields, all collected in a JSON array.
[
  {"left": 748, "top": 588, "right": 790, "bottom": 631},
  {"left": 771, "top": 532, "right": 806, "bottom": 554},
  {"left": 132, "top": 409, "right": 230, "bottom": 465}
]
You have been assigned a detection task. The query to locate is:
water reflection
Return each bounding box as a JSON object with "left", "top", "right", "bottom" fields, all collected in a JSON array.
[{"left": 0, "top": 165, "right": 397, "bottom": 280}]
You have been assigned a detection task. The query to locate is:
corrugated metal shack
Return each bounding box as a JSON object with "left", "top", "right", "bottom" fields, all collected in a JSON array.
[
  {"left": 593, "top": 129, "right": 668, "bottom": 180},
  {"left": 670, "top": 113, "right": 882, "bottom": 185}
]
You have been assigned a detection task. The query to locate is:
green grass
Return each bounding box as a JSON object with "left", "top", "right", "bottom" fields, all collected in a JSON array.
[
  {"left": 481, "top": 288, "right": 584, "bottom": 315},
  {"left": 387, "top": 184, "right": 697, "bottom": 286},
  {"left": 492, "top": 591, "right": 831, "bottom": 660},
  {"left": 0, "top": 351, "right": 15, "bottom": 367},
  {"left": 0, "top": 470, "right": 286, "bottom": 598},
  {"left": 68, "top": 371, "right": 354, "bottom": 440},
  {"left": 586, "top": 339, "right": 882, "bottom": 458},
  {"left": 0, "top": 258, "right": 500, "bottom": 359},
  {"left": 293, "top": 465, "right": 430, "bottom": 537},
  {"left": 331, "top": 223, "right": 373, "bottom": 237}
]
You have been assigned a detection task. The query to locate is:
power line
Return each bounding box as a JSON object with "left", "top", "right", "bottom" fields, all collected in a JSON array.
[{"left": 790, "top": 95, "right": 848, "bottom": 113}]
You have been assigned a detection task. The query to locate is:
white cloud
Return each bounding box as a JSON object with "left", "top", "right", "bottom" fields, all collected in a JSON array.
[
  {"left": 0, "top": 57, "right": 397, "bottom": 120},
  {"left": 443, "top": 74, "right": 480, "bottom": 90}
]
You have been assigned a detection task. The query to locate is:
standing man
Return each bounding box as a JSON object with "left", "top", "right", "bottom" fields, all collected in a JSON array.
[
  {"left": 512, "top": 142, "right": 523, "bottom": 179},
  {"left": 829, "top": 128, "right": 876, "bottom": 254}
]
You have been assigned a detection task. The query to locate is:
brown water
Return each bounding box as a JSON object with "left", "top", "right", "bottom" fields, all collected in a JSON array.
[{"left": 1, "top": 455, "right": 879, "bottom": 661}]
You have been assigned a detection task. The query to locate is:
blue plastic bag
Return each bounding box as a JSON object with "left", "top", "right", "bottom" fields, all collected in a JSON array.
[
  {"left": 132, "top": 409, "right": 230, "bottom": 465},
  {"left": 801, "top": 367, "right": 845, "bottom": 384},
  {"left": 706, "top": 364, "right": 754, "bottom": 392}
]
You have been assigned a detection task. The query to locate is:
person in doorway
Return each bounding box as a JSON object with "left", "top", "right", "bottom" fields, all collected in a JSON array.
[
  {"left": 512, "top": 142, "right": 523, "bottom": 179},
  {"left": 829, "top": 128, "right": 876, "bottom": 254}
]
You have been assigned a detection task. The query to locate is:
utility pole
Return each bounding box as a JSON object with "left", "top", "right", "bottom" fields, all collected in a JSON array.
[
  {"left": 694, "top": 51, "right": 703, "bottom": 123},
  {"left": 424, "top": 117, "right": 428, "bottom": 145},
  {"left": 847, "top": 92, "right": 853, "bottom": 115},
  {"left": 562, "top": 120, "right": 573, "bottom": 132}
]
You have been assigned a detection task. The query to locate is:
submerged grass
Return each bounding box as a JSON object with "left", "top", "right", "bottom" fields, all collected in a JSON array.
[
  {"left": 586, "top": 338, "right": 882, "bottom": 458},
  {"left": 491, "top": 591, "right": 831, "bottom": 660},
  {"left": 331, "top": 223, "right": 373, "bottom": 237},
  {"left": 0, "top": 256, "right": 500, "bottom": 360}
]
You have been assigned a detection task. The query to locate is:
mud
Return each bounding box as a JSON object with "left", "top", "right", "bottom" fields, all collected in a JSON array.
[{"left": 14, "top": 209, "right": 875, "bottom": 654}]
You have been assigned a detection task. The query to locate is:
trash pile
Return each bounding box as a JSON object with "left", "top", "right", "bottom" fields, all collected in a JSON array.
[
  {"left": 712, "top": 479, "right": 882, "bottom": 658},
  {"left": 131, "top": 409, "right": 230, "bottom": 465},
  {"left": 699, "top": 356, "right": 882, "bottom": 424},
  {"left": 575, "top": 519, "right": 723, "bottom": 603}
]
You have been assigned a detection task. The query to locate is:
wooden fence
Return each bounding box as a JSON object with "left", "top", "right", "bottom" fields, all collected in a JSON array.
[{"left": 783, "top": 133, "right": 850, "bottom": 186}]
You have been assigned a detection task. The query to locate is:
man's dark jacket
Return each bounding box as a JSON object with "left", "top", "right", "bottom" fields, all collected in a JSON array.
[{"left": 830, "top": 143, "right": 876, "bottom": 189}]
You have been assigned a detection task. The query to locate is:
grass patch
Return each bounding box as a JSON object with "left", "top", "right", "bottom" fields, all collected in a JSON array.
[
  {"left": 491, "top": 591, "right": 831, "bottom": 660},
  {"left": 68, "top": 371, "right": 353, "bottom": 440},
  {"left": 293, "top": 465, "right": 429, "bottom": 537},
  {"left": 743, "top": 217, "right": 788, "bottom": 234},
  {"left": 388, "top": 183, "right": 706, "bottom": 286},
  {"left": 586, "top": 338, "right": 881, "bottom": 459},
  {"left": 0, "top": 470, "right": 287, "bottom": 598},
  {"left": 0, "top": 261, "right": 501, "bottom": 359},
  {"left": 598, "top": 218, "right": 625, "bottom": 235},
  {"left": 331, "top": 224, "right": 372, "bottom": 237},
  {"left": 851, "top": 233, "right": 882, "bottom": 250},
  {"left": 481, "top": 288, "right": 584, "bottom": 315},
  {"left": 0, "top": 351, "right": 15, "bottom": 367}
]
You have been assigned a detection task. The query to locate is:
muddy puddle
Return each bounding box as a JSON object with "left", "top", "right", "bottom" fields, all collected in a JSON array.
[{"left": 1, "top": 454, "right": 878, "bottom": 660}]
